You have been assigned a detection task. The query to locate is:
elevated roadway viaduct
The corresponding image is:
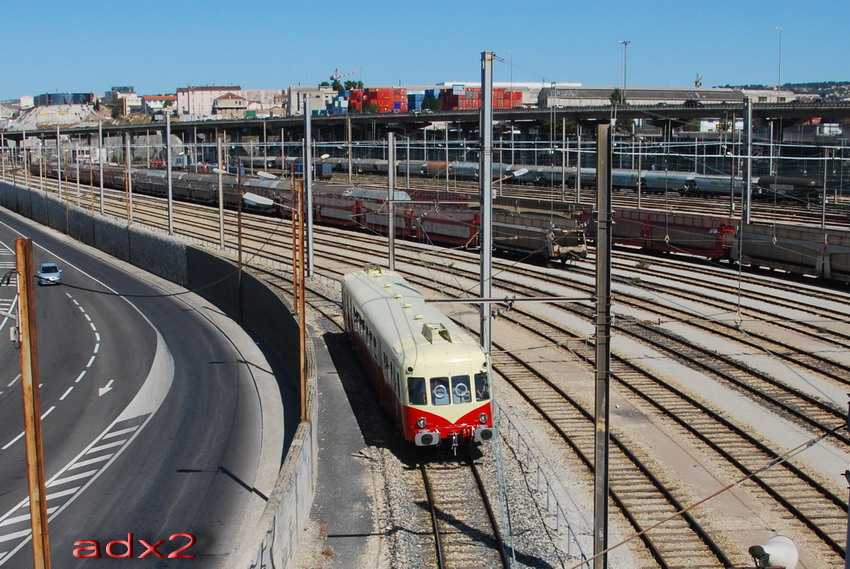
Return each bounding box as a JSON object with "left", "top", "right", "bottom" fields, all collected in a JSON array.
[{"left": 4, "top": 102, "right": 850, "bottom": 151}]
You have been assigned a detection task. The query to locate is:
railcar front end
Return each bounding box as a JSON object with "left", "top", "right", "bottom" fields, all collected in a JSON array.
[{"left": 341, "top": 265, "right": 497, "bottom": 451}]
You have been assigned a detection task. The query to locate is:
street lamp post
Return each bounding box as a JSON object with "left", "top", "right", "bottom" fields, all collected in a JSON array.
[
  {"left": 618, "top": 40, "right": 631, "bottom": 103},
  {"left": 776, "top": 26, "right": 783, "bottom": 91}
]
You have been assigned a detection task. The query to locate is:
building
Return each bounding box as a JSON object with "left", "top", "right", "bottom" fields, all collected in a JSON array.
[
  {"left": 176, "top": 85, "right": 241, "bottom": 119},
  {"left": 537, "top": 86, "right": 797, "bottom": 108},
  {"left": 117, "top": 92, "right": 143, "bottom": 115},
  {"left": 141, "top": 94, "right": 177, "bottom": 117},
  {"left": 285, "top": 86, "right": 337, "bottom": 116},
  {"left": 102, "top": 86, "right": 136, "bottom": 105},
  {"left": 441, "top": 81, "right": 580, "bottom": 108},
  {"left": 213, "top": 92, "right": 248, "bottom": 119},
  {"left": 34, "top": 92, "right": 96, "bottom": 107}
]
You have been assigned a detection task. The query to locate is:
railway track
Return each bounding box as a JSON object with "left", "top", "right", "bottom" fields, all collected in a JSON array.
[
  {"left": 12, "top": 173, "right": 850, "bottom": 566},
  {"left": 387, "top": 267, "right": 847, "bottom": 565},
  {"left": 418, "top": 456, "right": 508, "bottom": 569}
]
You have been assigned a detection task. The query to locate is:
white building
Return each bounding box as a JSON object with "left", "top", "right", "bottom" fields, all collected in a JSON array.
[
  {"left": 176, "top": 85, "right": 241, "bottom": 118},
  {"left": 285, "top": 86, "right": 337, "bottom": 116}
]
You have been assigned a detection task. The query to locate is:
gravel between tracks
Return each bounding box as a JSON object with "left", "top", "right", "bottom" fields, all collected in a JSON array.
[{"left": 295, "top": 256, "right": 849, "bottom": 569}]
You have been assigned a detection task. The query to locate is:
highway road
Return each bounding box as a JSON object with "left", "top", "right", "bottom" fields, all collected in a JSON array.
[{"left": 0, "top": 212, "right": 281, "bottom": 566}]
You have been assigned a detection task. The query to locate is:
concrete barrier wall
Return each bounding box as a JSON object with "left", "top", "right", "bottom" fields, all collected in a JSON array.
[{"left": 0, "top": 180, "right": 317, "bottom": 569}]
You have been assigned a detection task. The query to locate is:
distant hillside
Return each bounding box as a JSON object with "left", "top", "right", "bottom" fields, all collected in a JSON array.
[{"left": 721, "top": 81, "right": 850, "bottom": 101}]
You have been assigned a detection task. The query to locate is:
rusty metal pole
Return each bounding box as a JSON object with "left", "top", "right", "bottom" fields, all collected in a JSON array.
[
  {"left": 237, "top": 165, "right": 243, "bottom": 321},
  {"left": 291, "top": 175, "right": 298, "bottom": 307},
  {"left": 16, "top": 238, "right": 52, "bottom": 569},
  {"left": 298, "top": 179, "right": 308, "bottom": 422}
]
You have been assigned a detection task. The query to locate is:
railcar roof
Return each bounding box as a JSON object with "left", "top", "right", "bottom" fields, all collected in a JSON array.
[
  {"left": 342, "top": 267, "right": 484, "bottom": 365},
  {"left": 342, "top": 187, "right": 412, "bottom": 201}
]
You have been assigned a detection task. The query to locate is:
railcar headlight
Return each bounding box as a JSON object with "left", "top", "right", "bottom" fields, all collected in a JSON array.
[
  {"left": 416, "top": 417, "right": 427, "bottom": 428},
  {"left": 478, "top": 413, "right": 488, "bottom": 424}
]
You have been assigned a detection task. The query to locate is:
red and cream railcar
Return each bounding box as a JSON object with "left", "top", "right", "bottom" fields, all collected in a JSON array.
[{"left": 341, "top": 265, "right": 497, "bottom": 448}]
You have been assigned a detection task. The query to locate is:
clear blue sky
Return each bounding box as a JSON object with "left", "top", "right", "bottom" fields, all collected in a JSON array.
[{"left": 3, "top": 0, "right": 848, "bottom": 101}]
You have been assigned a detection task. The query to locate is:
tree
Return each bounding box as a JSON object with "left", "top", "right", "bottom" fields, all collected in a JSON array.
[
  {"left": 543, "top": 118, "right": 577, "bottom": 139},
  {"left": 422, "top": 92, "right": 441, "bottom": 112},
  {"left": 343, "top": 80, "right": 363, "bottom": 90},
  {"left": 682, "top": 118, "right": 700, "bottom": 132},
  {"left": 610, "top": 88, "right": 626, "bottom": 105}
]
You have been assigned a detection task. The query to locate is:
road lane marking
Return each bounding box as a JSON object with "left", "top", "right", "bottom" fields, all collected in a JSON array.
[
  {"left": 59, "top": 386, "right": 73, "bottom": 400},
  {"left": 68, "top": 454, "right": 111, "bottom": 470},
  {"left": 87, "top": 440, "right": 125, "bottom": 454},
  {"left": 0, "top": 433, "right": 23, "bottom": 450},
  {"left": 47, "top": 470, "right": 99, "bottom": 487},
  {"left": 0, "top": 415, "right": 151, "bottom": 564}
]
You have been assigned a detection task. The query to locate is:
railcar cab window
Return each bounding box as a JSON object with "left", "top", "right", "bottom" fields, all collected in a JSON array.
[
  {"left": 431, "top": 377, "right": 451, "bottom": 405},
  {"left": 475, "top": 373, "right": 490, "bottom": 401},
  {"left": 408, "top": 377, "right": 427, "bottom": 406},
  {"left": 451, "top": 375, "right": 471, "bottom": 404}
]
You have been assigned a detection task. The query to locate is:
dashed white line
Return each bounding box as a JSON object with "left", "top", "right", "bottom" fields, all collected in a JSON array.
[
  {"left": 74, "top": 370, "right": 86, "bottom": 383},
  {"left": 59, "top": 386, "right": 73, "bottom": 401},
  {"left": 86, "top": 356, "right": 95, "bottom": 368},
  {"left": 0, "top": 403, "right": 56, "bottom": 449},
  {"left": 1, "top": 433, "right": 23, "bottom": 450}
]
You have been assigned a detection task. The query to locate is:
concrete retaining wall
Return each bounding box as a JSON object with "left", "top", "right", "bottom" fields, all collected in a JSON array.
[{"left": 0, "top": 180, "right": 317, "bottom": 569}]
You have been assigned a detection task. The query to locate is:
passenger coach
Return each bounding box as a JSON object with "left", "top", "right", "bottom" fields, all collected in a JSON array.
[{"left": 341, "top": 265, "right": 497, "bottom": 450}]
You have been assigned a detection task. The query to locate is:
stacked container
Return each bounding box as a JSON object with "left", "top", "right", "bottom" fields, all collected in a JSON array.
[
  {"left": 328, "top": 92, "right": 350, "bottom": 115},
  {"left": 348, "top": 89, "right": 365, "bottom": 112},
  {"left": 407, "top": 92, "right": 425, "bottom": 112},
  {"left": 439, "top": 88, "right": 522, "bottom": 110},
  {"left": 361, "top": 87, "right": 408, "bottom": 113}
]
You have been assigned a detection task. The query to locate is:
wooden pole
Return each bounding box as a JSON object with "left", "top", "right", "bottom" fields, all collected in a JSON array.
[{"left": 16, "top": 238, "right": 52, "bottom": 569}]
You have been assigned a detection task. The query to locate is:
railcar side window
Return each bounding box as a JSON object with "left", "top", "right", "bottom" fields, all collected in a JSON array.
[
  {"left": 474, "top": 373, "right": 490, "bottom": 401},
  {"left": 407, "top": 377, "right": 427, "bottom": 406},
  {"left": 451, "top": 375, "right": 471, "bottom": 404},
  {"left": 431, "top": 377, "right": 450, "bottom": 405}
]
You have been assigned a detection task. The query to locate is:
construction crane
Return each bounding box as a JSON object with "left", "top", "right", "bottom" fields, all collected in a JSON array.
[
  {"left": 694, "top": 73, "right": 703, "bottom": 88},
  {"left": 330, "top": 68, "right": 358, "bottom": 82}
]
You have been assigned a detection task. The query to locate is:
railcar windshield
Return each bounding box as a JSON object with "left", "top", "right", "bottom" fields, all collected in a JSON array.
[
  {"left": 451, "top": 375, "right": 471, "bottom": 404},
  {"left": 431, "top": 377, "right": 450, "bottom": 405},
  {"left": 474, "top": 373, "right": 490, "bottom": 401},
  {"left": 408, "top": 377, "right": 427, "bottom": 406},
  {"left": 407, "top": 374, "right": 489, "bottom": 406}
]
